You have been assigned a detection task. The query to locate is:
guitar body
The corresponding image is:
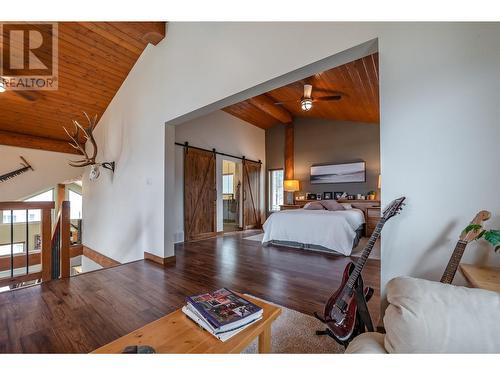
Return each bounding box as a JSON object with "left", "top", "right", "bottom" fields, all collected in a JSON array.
[{"left": 323, "top": 262, "right": 358, "bottom": 341}]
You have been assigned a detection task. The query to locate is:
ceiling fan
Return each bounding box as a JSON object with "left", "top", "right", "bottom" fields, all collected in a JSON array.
[
  {"left": 274, "top": 84, "right": 342, "bottom": 111},
  {"left": 0, "top": 78, "right": 41, "bottom": 102}
]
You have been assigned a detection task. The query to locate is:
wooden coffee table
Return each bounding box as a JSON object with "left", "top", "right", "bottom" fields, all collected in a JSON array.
[{"left": 92, "top": 294, "right": 281, "bottom": 354}]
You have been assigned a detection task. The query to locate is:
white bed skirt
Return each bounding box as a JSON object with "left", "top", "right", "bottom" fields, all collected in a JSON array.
[{"left": 262, "top": 208, "right": 366, "bottom": 256}]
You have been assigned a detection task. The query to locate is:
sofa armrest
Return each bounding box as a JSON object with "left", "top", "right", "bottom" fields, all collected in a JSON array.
[{"left": 345, "top": 332, "right": 387, "bottom": 354}]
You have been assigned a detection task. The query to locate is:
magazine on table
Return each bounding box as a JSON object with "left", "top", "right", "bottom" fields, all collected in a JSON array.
[
  {"left": 185, "top": 288, "right": 263, "bottom": 333},
  {"left": 182, "top": 305, "right": 262, "bottom": 342}
]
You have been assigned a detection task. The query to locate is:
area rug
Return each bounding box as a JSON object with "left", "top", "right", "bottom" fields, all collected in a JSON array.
[
  {"left": 242, "top": 298, "right": 344, "bottom": 354},
  {"left": 243, "top": 233, "right": 380, "bottom": 260}
]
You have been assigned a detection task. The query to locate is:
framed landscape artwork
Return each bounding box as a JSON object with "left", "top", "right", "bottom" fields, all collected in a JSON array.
[{"left": 310, "top": 161, "right": 366, "bottom": 184}]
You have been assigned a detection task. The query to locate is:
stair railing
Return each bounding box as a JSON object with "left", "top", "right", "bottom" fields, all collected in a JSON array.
[
  {"left": 0, "top": 201, "right": 54, "bottom": 287},
  {"left": 0, "top": 200, "right": 71, "bottom": 289}
]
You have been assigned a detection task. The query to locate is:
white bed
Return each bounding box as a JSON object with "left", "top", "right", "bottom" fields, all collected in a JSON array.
[{"left": 262, "top": 208, "right": 366, "bottom": 256}]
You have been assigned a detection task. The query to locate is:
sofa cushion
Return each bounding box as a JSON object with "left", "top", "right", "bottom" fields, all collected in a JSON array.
[
  {"left": 384, "top": 277, "right": 500, "bottom": 353},
  {"left": 346, "top": 332, "right": 387, "bottom": 354}
]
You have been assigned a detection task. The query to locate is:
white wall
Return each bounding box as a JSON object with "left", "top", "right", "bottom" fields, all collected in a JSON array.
[
  {"left": 0, "top": 145, "right": 80, "bottom": 201},
  {"left": 85, "top": 23, "right": 500, "bottom": 296},
  {"left": 174, "top": 110, "right": 265, "bottom": 241}
]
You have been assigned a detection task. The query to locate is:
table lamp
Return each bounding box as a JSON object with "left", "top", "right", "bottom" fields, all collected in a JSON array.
[{"left": 284, "top": 179, "right": 300, "bottom": 205}]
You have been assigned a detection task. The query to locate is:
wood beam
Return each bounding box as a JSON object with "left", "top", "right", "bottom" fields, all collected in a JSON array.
[
  {"left": 0, "top": 130, "right": 80, "bottom": 154},
  {"left": 248, "top": 95, "right": 293, "bottom": 124},
  {"left": 55, "top": 184, "right": 66, "bottom": 217},
  {"left": 284, "top": 124, "right": 294, "bottom": 180}
]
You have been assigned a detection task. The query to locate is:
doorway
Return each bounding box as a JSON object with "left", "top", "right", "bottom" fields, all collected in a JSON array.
[{"left": 222, "top": 159, "right": 242, "bottom": 233}]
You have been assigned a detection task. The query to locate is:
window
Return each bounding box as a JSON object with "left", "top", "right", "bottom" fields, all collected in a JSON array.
[
  {"left": 222, "top": 174, "right": 234, "bottom": 195},
  {"left": 269, "top": 169, "right": 284, "bottom": 211},
  {"left": 69, "top": 190, "right": 83, "bottom": 219},
  {"left": 0, "top": 242, "right": 24, "bottom": 257},
  {"left": 2, "top": 189, "right": 53, "bottom": 224}
]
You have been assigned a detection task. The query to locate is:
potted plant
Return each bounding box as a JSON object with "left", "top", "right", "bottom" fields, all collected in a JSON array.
[
  {"left": 465, "top": 224, "right": 500, "bottom": 252},
  {"left": 367, "top": 191, "right": 376, "bottom": 200}
]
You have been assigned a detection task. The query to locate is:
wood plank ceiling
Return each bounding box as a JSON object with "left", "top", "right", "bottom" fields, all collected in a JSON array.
[
  {"left": 0, "top": 22, "right": 166, "bottom": 154},
  {"left": 223, "top": 53, "right": 379, "bottom": 129}
]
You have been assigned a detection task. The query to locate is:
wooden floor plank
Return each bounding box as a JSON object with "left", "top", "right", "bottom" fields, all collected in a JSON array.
[{"left": 0, "top": 232, "right": 380, "bottom": 353}]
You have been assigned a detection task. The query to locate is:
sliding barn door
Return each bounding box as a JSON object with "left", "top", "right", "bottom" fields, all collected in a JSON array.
[
  {"left": 184, "top": 147, "right": 217, "bottom": 241},
  {"left": 242, "top": 160, "right": 262, "bottom": 229}
]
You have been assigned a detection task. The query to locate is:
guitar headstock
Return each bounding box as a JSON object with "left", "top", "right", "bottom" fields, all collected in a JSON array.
[
  {"left": 382, "top": 196, "right": 406, "bottom": 221},
  {"left": 460, "top": 210, "right": 491, "bottom": 243}
]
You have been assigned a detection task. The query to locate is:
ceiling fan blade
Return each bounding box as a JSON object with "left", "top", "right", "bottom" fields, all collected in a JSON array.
[
  {"left": 274, "top": 99, "right": 301, "bottom": 105},
  {"left": 313, "top": 95, "right": 342, "bottom": 102},
  {"left": 303, "top": 84, "right": 313, "bottom": 99}
]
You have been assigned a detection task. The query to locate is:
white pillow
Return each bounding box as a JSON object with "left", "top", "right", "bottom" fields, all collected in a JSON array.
[
  {"left": 340, "top": 203, "right": 352, "bottom": 209},
  {"left": 384, "top": 277, "right": 500, "bottom": 353}
]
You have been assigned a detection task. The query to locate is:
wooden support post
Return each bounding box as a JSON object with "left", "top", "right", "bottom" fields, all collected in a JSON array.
[
  {"left": 284, "top": 124, "right": 294, "bottom": 180},
  {"left": 56, "top": 184, "right": 65, "bottom": 217},
  {"left": 60, "top": 201, "right": 71, "bottom": 278},
  {"left": 41, "top": 208, "right": 52, "bottom": 281}
]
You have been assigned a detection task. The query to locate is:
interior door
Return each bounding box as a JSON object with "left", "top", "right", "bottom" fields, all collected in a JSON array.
[
  {"left": 184, "top": 147, "right": 216, "bottom": 241},
  {"left": 242, "top": 160, "right": 262, "bottom": 229}
]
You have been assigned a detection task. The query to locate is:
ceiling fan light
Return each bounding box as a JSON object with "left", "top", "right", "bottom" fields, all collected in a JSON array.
[
  {"left": 301, "top": 98, "right": 313, "bottom": 111},
  {"left": 0, "top": 81, "right": 5, "bottom": 93}
]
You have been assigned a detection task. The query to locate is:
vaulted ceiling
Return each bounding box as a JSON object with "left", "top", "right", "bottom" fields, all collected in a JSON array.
[
  {"left": 223, "top": 53, "right": 379, "bottom": 129},
  {"left": 0, "top": 22, "right": 166, "bottom": 154}
]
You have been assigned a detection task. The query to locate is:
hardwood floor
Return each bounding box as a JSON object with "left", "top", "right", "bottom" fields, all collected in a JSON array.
[{"left": 0, "top": 232, "right": 380, "bottom": 353}]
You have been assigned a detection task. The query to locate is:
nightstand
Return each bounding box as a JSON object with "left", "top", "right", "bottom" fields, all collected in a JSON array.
[
  {"left": 365, "top": 207, "right": 381, "bottom": 236},
  {"left": 279, "top": 204, "right": 302, "bottom": 210}
]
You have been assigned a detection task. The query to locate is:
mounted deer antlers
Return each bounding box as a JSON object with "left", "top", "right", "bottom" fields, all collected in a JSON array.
[
  {"left": 63, "top": 112, "right": 115, "bottom": 180},
  {"left": 64, "top": 112, "right": 98, "bottom": 167}
]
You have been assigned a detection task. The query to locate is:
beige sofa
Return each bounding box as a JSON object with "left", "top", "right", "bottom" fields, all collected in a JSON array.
[{"left": 346, "top": 276, "right": 500, "bottom": 353}]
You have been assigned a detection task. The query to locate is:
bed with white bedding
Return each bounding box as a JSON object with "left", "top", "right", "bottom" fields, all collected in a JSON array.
[{"left": 262, "top": 208, "right": 365, "bottom": 256}]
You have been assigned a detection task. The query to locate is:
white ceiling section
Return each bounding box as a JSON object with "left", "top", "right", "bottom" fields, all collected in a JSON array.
[
  {"left": 83, "top": 23, "right": 500, "bottom": 300},
  {"left": 0, "top": 145, "right": 80, "bottom": 201}
]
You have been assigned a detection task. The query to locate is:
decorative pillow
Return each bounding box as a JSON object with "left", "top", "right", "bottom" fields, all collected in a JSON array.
[
  {"left": 303, "top": 202, "right": 325, "bottom": 210},
  {"left": 320, "top": 200, "right": 346, "bottom": 211},
  {"left": 340, "top": 203, "right": 353, "bottom": 210}
]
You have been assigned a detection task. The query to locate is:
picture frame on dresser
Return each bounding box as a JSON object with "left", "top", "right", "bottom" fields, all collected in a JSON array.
[
  {"left": 323, "top": 192, "right": 333, "bottom": 200},
  {"left": 334, "top": 192, "right": 344, "bottom": 200}
]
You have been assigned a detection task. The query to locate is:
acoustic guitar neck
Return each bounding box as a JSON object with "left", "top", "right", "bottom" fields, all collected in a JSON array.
[
  {"left": 440, "top": 240, "right": 467, "bottom": 284},
  {"left": 439, "top": 210, "right": 491, "bottom": 285}
]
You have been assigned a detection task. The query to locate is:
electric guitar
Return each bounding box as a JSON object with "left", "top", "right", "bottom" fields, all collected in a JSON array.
[
  {"left": 316, "top": 197, "right": 406, "bottom": 346},
  {"left": 440, "top": 210, "right": 491, "bottom": 284}
]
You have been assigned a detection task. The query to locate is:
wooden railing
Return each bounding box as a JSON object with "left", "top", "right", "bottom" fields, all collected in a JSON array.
[{"left": 0, "top": 200, "right": 71, "bottom": 288}]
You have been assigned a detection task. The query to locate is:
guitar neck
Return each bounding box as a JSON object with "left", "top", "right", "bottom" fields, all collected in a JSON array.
[
  {"left": 346, "top": 218, "right": 386, "bottom": 289},
  {"left": 440, "top": 241, "right": 467, "bottom": 284}
]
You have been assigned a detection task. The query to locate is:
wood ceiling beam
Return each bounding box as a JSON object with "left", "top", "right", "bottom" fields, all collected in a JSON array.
[
  {"left": 0, "top": 130, "right": 80, "bottom": 154},
  {"left": 248, "top": 94, "right": 293, "bottom": 124}
]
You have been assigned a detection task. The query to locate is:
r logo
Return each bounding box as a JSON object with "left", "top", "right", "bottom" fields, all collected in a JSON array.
[{"left": 0, "top": 22, "right": 58, "bottom": 90}]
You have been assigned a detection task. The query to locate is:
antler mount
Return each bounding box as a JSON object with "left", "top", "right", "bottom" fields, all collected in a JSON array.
[{"left": 64, "top": 112, "right": 115, "bottom": 180}]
